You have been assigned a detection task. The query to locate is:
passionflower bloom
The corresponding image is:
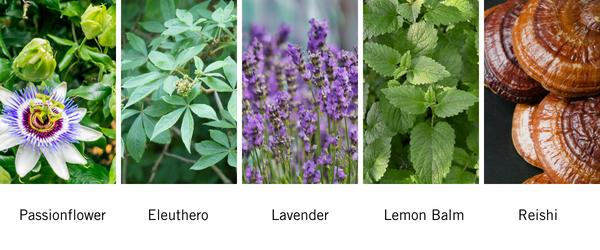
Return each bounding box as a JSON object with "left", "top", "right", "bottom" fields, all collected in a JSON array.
[
  {"left": 12, "top": 38, "right": 56, "bottom": 82},
  {"left": 81, "top": 5, "right": 111, "bottom": 39},
  {"left": 0, "top": 83, "right": 102, "bottom": 180}
]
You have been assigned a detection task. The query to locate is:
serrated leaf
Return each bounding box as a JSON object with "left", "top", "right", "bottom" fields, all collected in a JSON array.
[
  {"left": 407, "top": 56, "right": 450, "bottom": 84},
  {"left": 210, "top": 130, "right": 229, "bottom": 148},
  {"left": 196, "top": 140, "right": 228, "bottom": 155},
  {"left": 151, "top": 108, "right": 185, "bottom": 139},
  {"left": 190, "top": 152, "right": 228, "bottom": 170},
  {"left": 424, "top": 5, "right": 465, "bottom": 25},
  {"left": 466, "top": 128, "right": 479, "bottom": 154},
  {"left": 443, "top": 166, "right": 476, "bottom": 184},
  {"left": 405, "top": 21, "right": 438, "bottom": 56},
  {"left": 365, "top": 102, "right": 396, "bottom": 144},
  {"left": 467, "top": 104, "right": 478, "bottom": 123},
  {"left": 181, "top": 108, "right": 194, "bottom": 153},
  {"left": 396, "top": 0, "right": 423, "bottom": 23},
  {"left": 381, "top": 85, "right": 429, "bottom": 115},
  {"left": 364, "top": 137, "right": 392, "bottom": 183},
  {"left": 380, "top": 169, "right": 417, "bottom": 184},
  {"left": 189, "top": 104, "right": 218, "bottom": 121},
  {"left": 431, "top": 40, "right": 463, "bottom": 87},
  {"left": 126, "top": 115, "right": 146, "bottom": 163},
  {"left": 363, "top": 0, "right": 401, "bottom": 40},
  {"left": 380, "top": 93, "right": 417, "bottom": 134},
  {"left": 364, "top": 43, "right": 401, "bottom": 77},
  {"left": 445, "top": 0, "right": 475, "bottom": 20},
  {"left": 410, "top": 122, "right": 455, "bottom": 184},
  {"left": 433, "top": 89, "right": 478, "bottom": 118},
  {"left": 453, "top": 147, "right": 471, "bottom": 165}
]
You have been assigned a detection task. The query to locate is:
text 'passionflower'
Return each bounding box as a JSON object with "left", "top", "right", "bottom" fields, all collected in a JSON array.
[
  {"left": 12, "top": 38, "right": 56, "bottom": 82},
  {"left": 0, "top": 83, "right": 102, "bottom": 180}
]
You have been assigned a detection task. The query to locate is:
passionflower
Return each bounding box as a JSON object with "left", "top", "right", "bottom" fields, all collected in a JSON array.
[
  {"left": 81, "top": 4, "right": 111, "bottom": 39},
  {"left": 12, "top": 38, "right": 56, "bottom": 82},
  {"left": 0, "top": 82, "right": 102, "bottom": 180}
]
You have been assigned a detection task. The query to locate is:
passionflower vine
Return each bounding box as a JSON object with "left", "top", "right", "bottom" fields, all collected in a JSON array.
[{"left": 0, "top": 82, "right": 102, "bottom": 180}]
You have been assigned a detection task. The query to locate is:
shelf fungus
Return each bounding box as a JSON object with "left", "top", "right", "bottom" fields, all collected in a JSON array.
[
  {"left": 513, "top": 0, "right": 600, "bottom": 97},
  {"left": 512, "top": 103, "right": 541, "bottom": 168},
  {"left": 532, "top": 94, "right": 600, "bottom": 183},
  {"left": 485, "top": 0, "right": 548, "bottom": 103},
  {"left": 523, "top": 173, "right": 553, "bottom": 184}
]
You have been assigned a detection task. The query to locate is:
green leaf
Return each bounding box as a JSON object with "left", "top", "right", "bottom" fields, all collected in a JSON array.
[
  {"left": 380, "top": 92, "right": 417, "bottom": 134},
  {"left": 228, "top": 92, "right": 237, "bottom": 121},
  {"left": 190, "top": 152, "right": 228, "bottom": 170},
  {"left": 87, "top": 51, "right": 116, "bottom": 71},
  {"left": 205, "top": 120, "right": 235, "bottom": 128},
  {"left": 148, "top": 51, "right": 175, "bottom": 71},
  {"left": 223, "top": 56, "right": 237, "bottom": 88},
  {"left": 410, "top": 122, "right": 455, "bottom": 184},
  {"left": 431, "top": 41, "right": 463, "bottom": 87},
  {"left": 424, "top": 5, "right": 466, "bottom": 25},
  {"left": 163, "top": 75, "right": 178, "bottom": 95},
  {"left": 194, "top": 56, "right": 204, "bottom": 72},
  {"left": 443, "top": 166, "right": 476, "bottom": 184},
  {"left": 204, "top": 60, "right": 231, "bottom": 73},
  {"left": 108, "top": 158, "right": 116, "bottom": 184},
  {"left": 381, "top": 85, "right": 430, "bottom": 115},
  {"left": 143, "top": 100, "right": 173, "bottom": 117},
  {"left": 466, "top": 128, "right": 479, "bottom": 153},
  {"left": 60, "top": 1, "right": 83, "bottom": 17},
  {"left": 38, "top": 0, "right": 61, "bottom": 11},
  {"left": 67, "top": 163, "right": 109, "bottom": 184},
  {"left": 162, "top": 95, "right": 187, "bottom": 106},
  {"left": 364, "top": 43, "right": 401, "bottom": 77},
  {"left": 151, "top": 107, "right": 185, "bottom": 140},
  {"left": 121, "top": 109, "right": 139, "bottom": 122},
  {"left": 176, "top": 9, "right": 194, "bottom": 26},
  {"left": 196, "top": 140, "right": 228, "bottom": 155},
  {"left": 160, "top": 0, "right": 176, "bottom": 21},
  {"left": 176, "top": 45, "right": 206, "bottom": 68},
  {"left": 210, "top": 130, "right": 229, "bottom": 148},
  {"left": 453, "top": 147, "right": 471, "bottom": 165},
  {"left": 433, "top": 89, "right": 478, "bottom": 118},
  {"left": 397, "top": 21, "right": 438, "bottom": 57},
  {"left": 141, "top": 114, "right": 171, "bottom": 144},
  {"left": 202, "top": 76, "right": 233, "bottom": 92},
  {"left": 189, "top": 104, "right": 218, "bottom": 121},
  {"left": 58, "top": 46, "right": 77, "bottom": 71},
  {"left": 126, "top": 115, "right": 146, "bottom": 163},
  {"left": 100, "top": 128, "right": 116, "bottom": 140},
  {"left": 467, "top": 101, "right": 479, "bottom": 123},
  {"left": 139, "top": 21, "right": 166, "bottom": 33},
  {"left": 47, "top": 34, "right": 76, "bottom": 46},
  {"left": 365, "top": 102, "right": 395, "bottom": 144},
  {"left": 380, "top": 169, "right": 417, "bottom": 184},
  {"left": 67, "top": 82, "right": 111, "bottom": 101},
  {"left": 124, "top": 78, "right": 165, "bottom": 108},
  {"left": 181, "top": 108, "right": 194, "bottom": 153},
  {"left": 363, "top": 0, "right": 400, "bottom": 40},
  {"left": 122, "top": 72, "right": 165, "bottom": 88},
  {"left": 228, "top": 152, "right": 237, "bottom": 167},
  {"left": 397, "top": 0, "right": 423, "bottom": 23},
  {"left": 364, "top": 137, "right": 392, "bottom": 183},
  {"left": 407, "top": 56, "right": 450, "bottom": 85},
  {"left": 445, "top": 0, "right": 475, "bottom": 20},
  {"left": 126, "top": 33, "right": 148, "bottom": 57},
  {"left": 0, "top": 166, "right": 10, "bottom": 184}
]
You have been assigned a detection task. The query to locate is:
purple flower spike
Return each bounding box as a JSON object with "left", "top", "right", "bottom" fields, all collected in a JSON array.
[
  {"left": 307, "top": 18, "right": 330, "bottom": 52},
  {"left": 276, "top": 23, "right": 292, "bottom": 45},
  {"left": 243, "top": 113, "right": 265, "bottom": 148},
  {"left": 302, "top": 160, "right": 320, "bottom": 184},
  {"left": 298, "top": 105, "right": 316, "bottom": 140},
  {"left": 245, "top": 166, "right": 264, "bottom": 184},
  {"left": 333, "top": 167, "right": 347, "bottom": 184}
]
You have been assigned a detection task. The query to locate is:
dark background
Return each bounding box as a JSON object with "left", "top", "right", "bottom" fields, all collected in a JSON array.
[{"left": 483, "top": 0, "right": 544, "bottom": 183}]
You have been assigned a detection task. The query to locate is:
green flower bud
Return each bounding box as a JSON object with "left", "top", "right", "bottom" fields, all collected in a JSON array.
[
  {"left": 81, "top": 5, "right": 111, "bottom": 39},
  {"left": 98, "top": 4, "right": 116, "bottom": 48},
  {"left": 12, "top": 38, "right": 56, "bottom": 82},
  {"left": 175, "top": 78, "right": 194, "bottom": 97}
]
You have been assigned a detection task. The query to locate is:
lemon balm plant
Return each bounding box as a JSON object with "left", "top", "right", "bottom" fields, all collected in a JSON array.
[
  {"left": 0, "top": 0, "right": 117, "bottom": 184},
  {"left": 363, "top": 0, "right": 479, "bottom": 184},
  {"left": 121, "top": 0, "right": 237, "bottom": 184}
]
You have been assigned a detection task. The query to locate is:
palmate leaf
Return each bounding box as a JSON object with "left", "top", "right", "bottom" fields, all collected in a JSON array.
[
  {"left": 141, "top": 113, "right": 171, "bottom": 144},
  {"left": 363, "top": 0, "right": 400, "bottom": 40},
  {"left": 123, "top": 78, "right": 165, "bottom": 108},
  {"left": 126, "top": 32, "right": 147, "bottom": 56},
  {"left": 210, "top": 130, "right": 229, "bottom": 148},
  {"left": 126, "top": 115, "right": 146, "bottom": 163},
  {"left": 190, "top": 152, "right": 228, "bottom": 170},
  {"left": 151, "top": 107, "right": 185, "bottom": 139},
  {"left": 410, "top": 122, "right": 455, "bottom": 184}
]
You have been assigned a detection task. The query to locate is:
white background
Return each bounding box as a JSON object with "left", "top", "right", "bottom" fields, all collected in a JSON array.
[{"left": 1, "top": 1, "right": 598, "bottom": 249}]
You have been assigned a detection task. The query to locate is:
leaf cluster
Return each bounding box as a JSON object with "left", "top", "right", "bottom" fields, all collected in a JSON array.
[
  {"left": 363, "top": 0, "right": 479, "bottom": 184},
  {"left": 121, "top": 0, "right": 237, "bottom": 184}
]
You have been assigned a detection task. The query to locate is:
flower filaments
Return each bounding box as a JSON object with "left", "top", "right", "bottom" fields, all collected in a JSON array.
[{"left": 0, "top": 83, "right": 103, "bottom": 180}]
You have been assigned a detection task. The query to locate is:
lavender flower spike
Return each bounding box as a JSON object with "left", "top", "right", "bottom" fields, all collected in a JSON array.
[{"left": 307, "top": 18, "right": 330, "bottom": 52}]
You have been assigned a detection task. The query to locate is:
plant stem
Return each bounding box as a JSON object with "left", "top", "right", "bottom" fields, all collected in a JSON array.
[{"left": 148, "top": 143, "right": 171, "bottom": 184}]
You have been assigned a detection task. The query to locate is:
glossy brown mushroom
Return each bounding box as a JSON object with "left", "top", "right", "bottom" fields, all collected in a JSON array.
[
  {"left": 484, "top": 0, "right": 548, "bottom": 103},
  {"left": 532, "top": 94, "right": 600, "bottom": 183},
  {"left": 512, "top": 103, "right": 541, "bottom": 168},
  {"left": 513, "top": 0, "right": 600, "bottom": 97},
  {"left": 523, "top": 173, "right": 553, "bottom": 184}
]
